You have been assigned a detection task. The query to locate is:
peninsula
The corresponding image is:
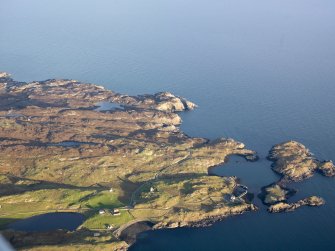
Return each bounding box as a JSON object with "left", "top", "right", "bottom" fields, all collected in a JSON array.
[{"left": 0, "top": 73, "right": 258, "bottom": 250}]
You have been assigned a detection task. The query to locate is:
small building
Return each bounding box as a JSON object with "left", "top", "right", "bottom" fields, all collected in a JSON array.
[
  {"left": 105, "top": 224, "right": 114, "bottom": 230},
  {"left": 112, "top": 209, "right": 121, "bottom": 216},
  {"left": 150, "top": 187, "right": 155, "bottom": 193},
  {"left": 99, "top": 209, "right": 106, "bottom": 215},
  {"left": 93, "top": 233, "right": 101, "bottom": 237},
  {"left": 109, "top": 188, "right": 113, "bottom": 192},
  {"left": 224, "top": 194, "right": 236, "bottom": 202}
]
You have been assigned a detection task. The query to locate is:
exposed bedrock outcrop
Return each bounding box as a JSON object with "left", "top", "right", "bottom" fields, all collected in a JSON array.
[
  {"left": 153, "top": 203, "right": 258, "bottom": 229},
  {"left": 258, "top": 183, "right": 296, "bottom": 205},
  {"left": 0, "top": 72, "right": 196, "bottom": 113},
  {"left": 268, "top": 196, "right": 325, "bottom": 213},
  {"left": 268, "top": 140, "right": 335, "bottom": 182},
  {"left": 153, "top": 92, "right": 197, "bottom": 111}
]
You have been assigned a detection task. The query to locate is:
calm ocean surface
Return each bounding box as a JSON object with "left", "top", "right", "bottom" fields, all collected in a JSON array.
[{"left": 1, "top": 0, "right": 335, "bottom": 250}]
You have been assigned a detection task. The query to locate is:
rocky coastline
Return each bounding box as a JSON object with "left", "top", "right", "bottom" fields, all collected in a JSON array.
[
  {"left": 1, "top": 73, "right": 333, "bottom": 250},
  {"left": 0, "top": 72, "right": 257, "bottom": 250}
]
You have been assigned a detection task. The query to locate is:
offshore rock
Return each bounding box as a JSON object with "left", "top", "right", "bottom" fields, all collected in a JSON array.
[
  {"left": 268, "top": 141, "right": 335, "bottom": 182},
  {"left": 268, "top": 196, "right": 325, "bottom": 213}
]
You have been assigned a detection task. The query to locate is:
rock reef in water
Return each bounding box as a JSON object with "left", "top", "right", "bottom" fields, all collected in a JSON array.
[
  {"left": 268, "top": 141, "right": 335, "bottom": 182},
  {"left": 268, "top": 196, "right": 325, "bottom": 213}
]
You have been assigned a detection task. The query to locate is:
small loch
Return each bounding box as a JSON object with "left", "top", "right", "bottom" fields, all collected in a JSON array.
[{"left": 7, "top": 212, "right": 85, "bottom": 232}]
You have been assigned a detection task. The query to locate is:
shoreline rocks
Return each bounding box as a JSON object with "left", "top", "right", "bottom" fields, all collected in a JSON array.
[
  {"left": 318, "top": 160, "right": 335, "bottom": 177},
  {"left": 0, "top": 72, "right": 196, "bottom": 113},
  {"left": 115, "top": 220, "right": 154, "bottom": 246},
  {"left": 153, "top": 92, "right": 197, "bottom": 111},
  {"left": 268, "top": 196, "right": 325, "bottom": 213}
]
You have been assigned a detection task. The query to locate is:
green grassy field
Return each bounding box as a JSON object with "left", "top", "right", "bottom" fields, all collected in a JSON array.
[
  {"left": 82, "top": 191, "right": 124, "bottom": 209},
  {"left": 82, "top": 211, "right": 134, "bottom": 229}
]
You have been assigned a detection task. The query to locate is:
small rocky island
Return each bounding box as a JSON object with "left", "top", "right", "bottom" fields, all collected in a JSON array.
[
  {"left": 268, "top": 196, "right": 325, "bottom": 213},
  {"left": 260, "top": 141, "right": 334, "bottom": 213},
  {"left": 0, "top": 73, "right": 258, "bottom": 250},
  {"left": 268, "top": 141, "right": 335, "bottom": 182}
]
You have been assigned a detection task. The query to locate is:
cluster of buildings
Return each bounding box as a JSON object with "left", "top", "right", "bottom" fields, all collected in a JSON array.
[{"left": 98, "top": 208, "right": 121, "bottom": 216}]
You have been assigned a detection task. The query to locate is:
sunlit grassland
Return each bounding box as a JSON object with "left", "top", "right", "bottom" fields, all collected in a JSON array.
[
  {"left": 0, "top": 188, "right": 127, "bottom": 228},
  {"left": 82, "top": 211, "right": 134, "bottom": 229},
  {"left": 82, "top": 191, "right": 124, "bottom": 209}
]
